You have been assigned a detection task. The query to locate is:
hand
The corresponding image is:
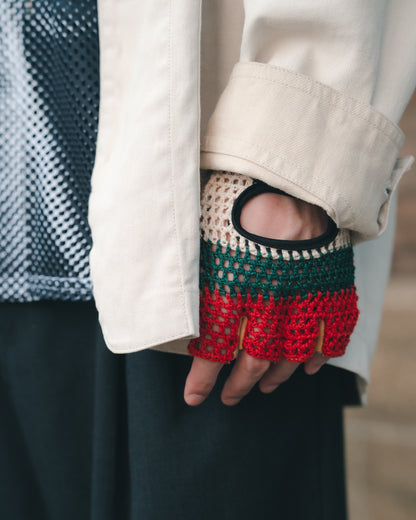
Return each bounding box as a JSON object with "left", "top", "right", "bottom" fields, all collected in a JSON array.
[
  {"left": 185, "top": 172, "right": 358, "bottom": 406},
  {"left": 184, "top": 350, "right": 330, "bottom": 406}
]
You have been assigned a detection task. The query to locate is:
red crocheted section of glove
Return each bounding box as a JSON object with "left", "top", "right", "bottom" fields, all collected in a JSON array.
[
  {"left": 188, "top": 287, "right": 359, "bottom": 363},
  {"left": 188, "top": 287, "right": 243, "bottom": 363},
  {"left": 243, "top": 289, "right": 359, "bottom": 362}
]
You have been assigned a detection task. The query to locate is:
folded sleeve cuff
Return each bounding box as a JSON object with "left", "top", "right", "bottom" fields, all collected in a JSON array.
[{"left": 201, "top": 62, "right": 414, "bottom": 242}]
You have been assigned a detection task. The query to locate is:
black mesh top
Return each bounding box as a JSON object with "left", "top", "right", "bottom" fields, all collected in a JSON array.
[{"left": 0, "top": 1, "right": 99, "bottom": 301}]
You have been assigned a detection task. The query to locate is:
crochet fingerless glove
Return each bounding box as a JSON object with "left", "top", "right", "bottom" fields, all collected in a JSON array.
[{"left": 188, "top": 171, "right": 359, "bottom": 364}]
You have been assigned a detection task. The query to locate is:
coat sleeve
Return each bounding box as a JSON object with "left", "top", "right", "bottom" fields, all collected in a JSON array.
[{"left": 201, "top": 0, "right": 416, "bottom": 242}]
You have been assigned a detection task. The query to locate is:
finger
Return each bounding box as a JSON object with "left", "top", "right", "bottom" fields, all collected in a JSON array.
[
  {"left": 304, "top": 351, "right": 329, "bottom": 375},
  {"left": 221, "top": 349, "right": 270, "bottom": 406},
  {"left": 258, "top": 358, "right": 300, "bottom": 393},
  {"left": 184, "top": 356, "right": 223, "bottom": 406}
]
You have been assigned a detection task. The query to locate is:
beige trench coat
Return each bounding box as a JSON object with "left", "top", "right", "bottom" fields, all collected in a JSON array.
[{"left": 89, "top": 0, "right": 416, "bottom": 397}]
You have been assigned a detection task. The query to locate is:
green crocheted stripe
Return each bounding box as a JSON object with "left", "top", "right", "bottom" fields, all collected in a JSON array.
[{"left": 200, "top": 237, "right": 355, "bottom": 299}]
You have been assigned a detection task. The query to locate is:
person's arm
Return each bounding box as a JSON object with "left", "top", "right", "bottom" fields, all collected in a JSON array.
[
  {"left": 184, "top": 0, "right": 416, "bottom": 406},
  {"left": 88, "top": 1, "right": 416, "bottom": 385},
  {"left": 201, "top": 0, "right": 415, "bottom": 242}
]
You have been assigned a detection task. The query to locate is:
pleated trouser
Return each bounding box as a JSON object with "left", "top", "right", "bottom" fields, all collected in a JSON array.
[{"left": 0, "top": 301, "right": 359, "bottom": 520}]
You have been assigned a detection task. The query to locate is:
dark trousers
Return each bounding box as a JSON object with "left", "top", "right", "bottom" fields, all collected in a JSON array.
[{"left": 0, "top": 301, "right": 358, "bottom": 520}]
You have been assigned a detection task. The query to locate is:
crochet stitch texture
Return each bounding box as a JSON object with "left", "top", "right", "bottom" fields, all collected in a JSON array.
[{"left": 188, "top": 171, "right": 359, "bottom": 363}]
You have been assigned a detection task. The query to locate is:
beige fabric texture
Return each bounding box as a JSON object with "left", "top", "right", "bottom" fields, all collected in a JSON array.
[
  {"left": 201, "top": 62, "right": 412, "bottom": 242},
  {"left": 89, "top": 0, "right": 201, "bottom": 352}
]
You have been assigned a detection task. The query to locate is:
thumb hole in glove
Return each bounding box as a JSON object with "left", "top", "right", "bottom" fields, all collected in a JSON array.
[{"left": 231, "top": 180, "right": 339, "bottom": 250}]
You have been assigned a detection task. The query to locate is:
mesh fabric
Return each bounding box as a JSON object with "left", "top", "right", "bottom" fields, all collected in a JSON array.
[{"left": 0, "top": 1, "right": 99, "bottom": 301}]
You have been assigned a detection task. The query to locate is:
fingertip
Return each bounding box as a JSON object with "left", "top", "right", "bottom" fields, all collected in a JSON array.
[
  {"left": 221, "top": 396, "right": 240, "bottom": 406},
  {"left": 184, "top": 393, "right": 206, "bottom": 406},
  {"left": 184, "top": 356, "right": 224, "bottom": 406},
  {"left": 259, "top": 383, "right": 279, "bottom": 394},
  {"left": 304, "top": 365, "right": 321, "bottom": 375}
]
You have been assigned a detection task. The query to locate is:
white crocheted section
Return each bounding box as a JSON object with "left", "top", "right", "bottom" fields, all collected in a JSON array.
[{"left": 201, "top": 171, "right": 351, "bottom": 260}]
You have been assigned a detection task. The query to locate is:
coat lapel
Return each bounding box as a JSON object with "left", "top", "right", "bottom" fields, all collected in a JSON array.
[{"left": 90, "top": 0, "right": 202, "bottom": 352}]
